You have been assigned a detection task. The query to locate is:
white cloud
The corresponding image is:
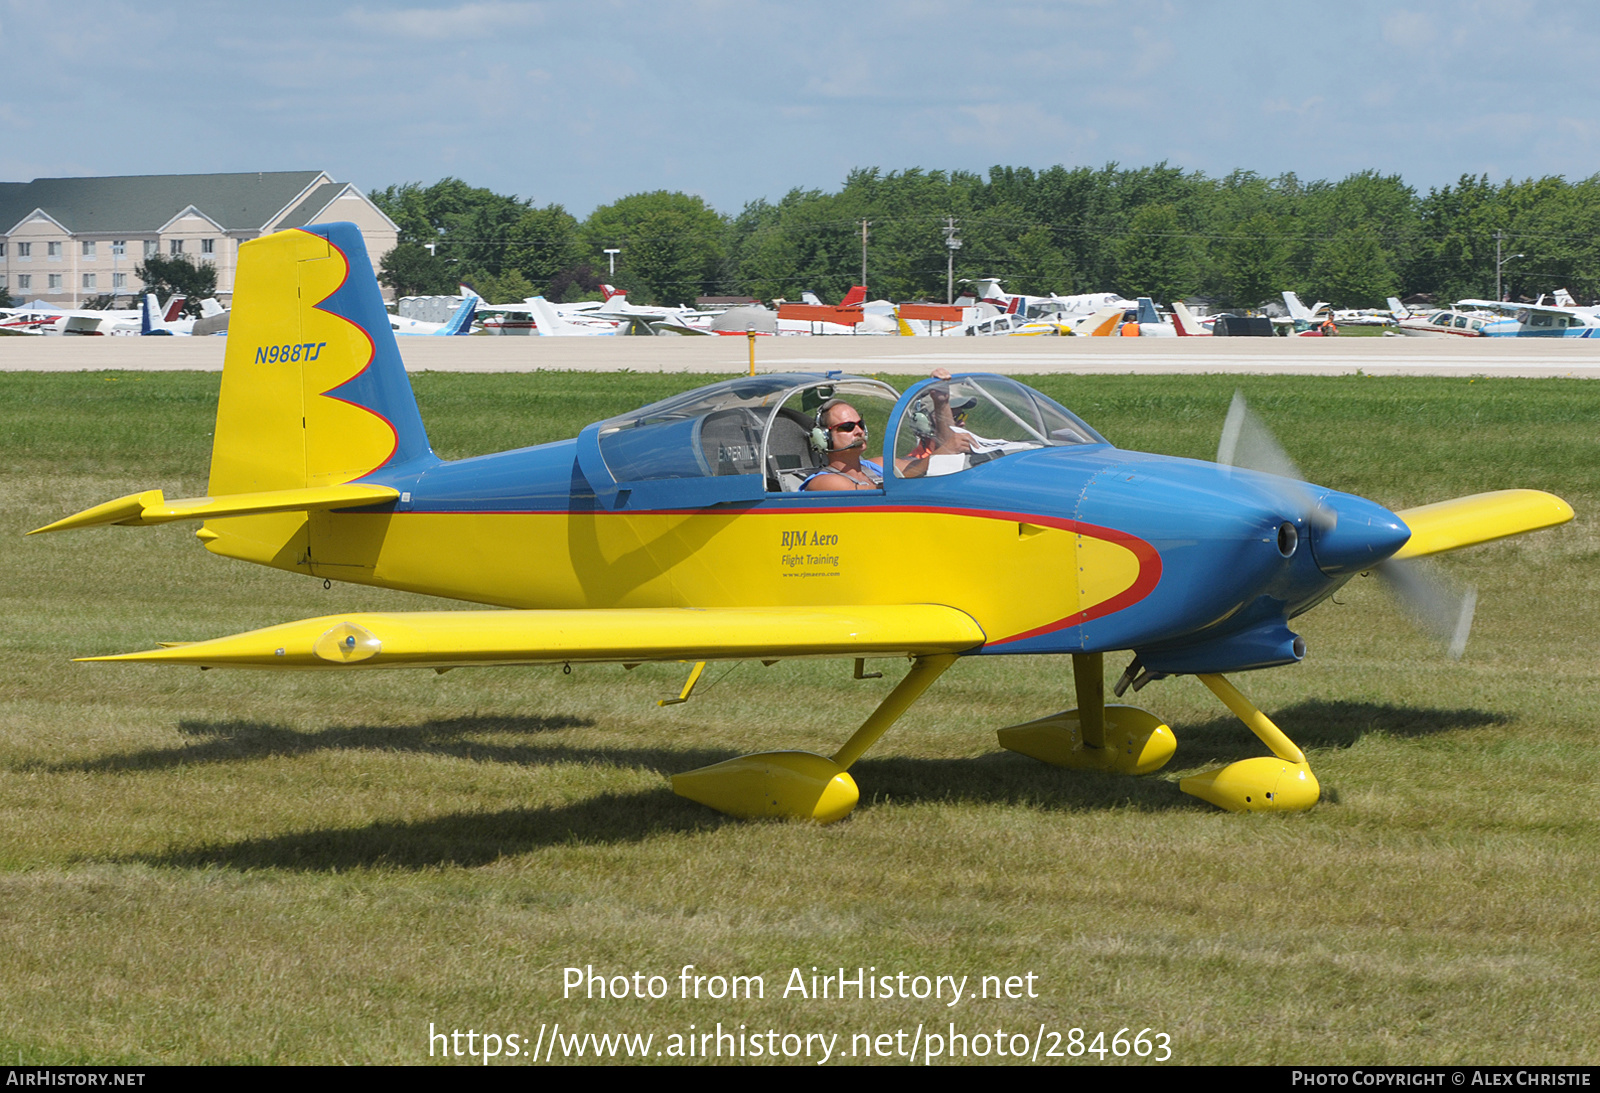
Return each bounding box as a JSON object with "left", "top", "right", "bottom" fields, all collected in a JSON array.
[{"left": 345, "top": 1, "right": 548, "bottom": 40}]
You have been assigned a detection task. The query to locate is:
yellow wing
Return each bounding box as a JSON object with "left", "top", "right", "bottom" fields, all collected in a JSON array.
[
  {"left": 77, "top": 605, "right": 987, "bottom": 670},
  {"left": 1392, "top": 489, "right": 1574, "bottom": 561}
]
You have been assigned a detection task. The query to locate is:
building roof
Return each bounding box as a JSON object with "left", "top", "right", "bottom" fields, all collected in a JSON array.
[
  {"left": 275, "top": 182, "right": 349, "bottom": 230},
  {"left": 0, "top": 171, "right": 329, "bottom": 235}
]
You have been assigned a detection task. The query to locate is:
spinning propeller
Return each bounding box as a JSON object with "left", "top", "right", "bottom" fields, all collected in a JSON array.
[{"left": 1217, "top": 391, "right": 1476, "bottom": 658}]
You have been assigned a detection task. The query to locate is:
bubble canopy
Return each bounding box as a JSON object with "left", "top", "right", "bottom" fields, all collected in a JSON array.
[{"left": 573, "top": 372, "right": 1107, "bottom": 508}]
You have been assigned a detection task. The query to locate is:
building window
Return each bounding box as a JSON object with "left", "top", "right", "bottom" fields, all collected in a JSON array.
[
  {"left": 48, "top": 274, "right": 62, "bottom": 290},
  {"left": 144, "top": 240, "right": 158, "bottom": 258},
  {"left": 47, "top": 242, "right": 61, "bottom": 258},
  {"left": 17, "top": 275, "right": 31, "bottom": 290},
  {"left": 17, "top": 242, "right": 31, "bottom": 258},
  {"left": 82, "top": 273, "right": 97, "bottom": 290},
  {"left": 81, "top": 240, "right": 96, "bottom": 258},
  {"left": 201, "top": 238, "right": 215, "bottom": 255},
  {"left": 112, "top": 240, "right": 126, "bottom": 257},
  {"left": 169, "top": 239, "right": 184, "bottom": 256},
  {"left": 113, "top": 272, "right": 128, "bottom": 289},
  {"left": 0, "top": 243, "right": 5, "bottom": 258}
]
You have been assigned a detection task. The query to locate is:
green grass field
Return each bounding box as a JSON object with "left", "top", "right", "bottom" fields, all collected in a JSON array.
[{"left": 1, "top": 369, "right": 1596, "bottom": 1065}]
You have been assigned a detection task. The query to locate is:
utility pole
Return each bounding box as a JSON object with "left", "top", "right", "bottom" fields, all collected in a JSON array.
[
  {"left": 1494, "top": 231, "right": 1524, "bottom": 302},
  {"left": 942, "top": 216, "right": 962, "bottom": 305},
  {"left": 860, "top": 220, "right": 869, "bottom": 290}
]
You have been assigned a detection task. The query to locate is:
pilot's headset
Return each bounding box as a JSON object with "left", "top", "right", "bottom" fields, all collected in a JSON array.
[{"left": 810, "top": 398, "right": 867, "bottom": 453}]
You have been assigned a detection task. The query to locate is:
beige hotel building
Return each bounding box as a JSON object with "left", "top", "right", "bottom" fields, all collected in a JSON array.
[{"left": 0, "top": 171, "right": 399, "bottom": 307}]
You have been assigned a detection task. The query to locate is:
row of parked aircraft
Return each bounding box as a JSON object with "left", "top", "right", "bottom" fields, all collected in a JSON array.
[
  {"left": 13, "top": 277, "right": 1595, "bottom": 341},
  {"left": 0, "top": 294, "right": 229, "bottom": 336},
  {"left": 466, "top": 279, "right": 1600, "bottom": 340},
  {"left": 1268, "top": 289, "right": 1600, "bottom": 339}
]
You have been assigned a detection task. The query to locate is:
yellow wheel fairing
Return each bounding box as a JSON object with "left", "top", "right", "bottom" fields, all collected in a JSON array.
[{"left": 249, "top": 505, "right": 1156, "bottom": 646}]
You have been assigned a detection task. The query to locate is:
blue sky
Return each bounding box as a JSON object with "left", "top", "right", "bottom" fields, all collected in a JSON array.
[{"left": 3, "top": 0, "right": 1596, "bottom": 216}]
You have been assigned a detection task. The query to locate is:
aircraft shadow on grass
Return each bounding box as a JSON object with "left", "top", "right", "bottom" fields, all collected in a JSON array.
[
  {"left": 69, "top": 699, "right": 1511, "bottom": 873},
  {"left": 32, "top": 714, "right": 599, "bottom": 774},
  {"left": 1169, "top": 697, "right": 1509, "bottom": 759}
]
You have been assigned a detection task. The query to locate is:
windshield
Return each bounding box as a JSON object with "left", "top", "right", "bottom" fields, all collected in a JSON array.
[
  {"left": 893, "top": 375, "right": 1106, "bottom": 477},
  {"left": 591, "top": 373, "right": 901, "bottom": 488}
]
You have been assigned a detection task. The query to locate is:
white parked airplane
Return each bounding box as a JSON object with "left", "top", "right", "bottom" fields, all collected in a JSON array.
[
  {"left": 140, "top": 295, "right": 230, "bottom": 335},
  {"left": 1, "top": 296, "right": 179, "bottom": 336},
  {"left": 387, "top": 290, "right": 479, "bottom": 337}
]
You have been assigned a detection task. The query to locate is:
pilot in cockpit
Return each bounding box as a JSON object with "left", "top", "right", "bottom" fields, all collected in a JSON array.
[
  {"left": 801, "top": 398, "right": 885, "bottom": 491},
  {"left": 801, "top": 369, "right": 984, "bottom": 490},
  {"left": 900, "top": 367, "right": 976, "bottom": 476}
]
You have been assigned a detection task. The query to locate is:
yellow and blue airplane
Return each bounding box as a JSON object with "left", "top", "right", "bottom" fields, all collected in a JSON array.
[{"left": 31, "top": 223, "right": 1575, "bottom": 822}]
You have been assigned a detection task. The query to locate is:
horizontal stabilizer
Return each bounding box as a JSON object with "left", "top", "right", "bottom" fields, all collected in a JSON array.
[
  {"left": 31, "top": 483, "right": 400, "bottom": 534},
  {"left": 78, "top": 605, "right": 987, "bottom": 669},
  {"left": 1392, "top": 489, "right": 1574, "bottom": 560}
]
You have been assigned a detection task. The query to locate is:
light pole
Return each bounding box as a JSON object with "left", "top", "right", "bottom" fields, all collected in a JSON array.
[
  {"left": 860, "top": 220, "right": 869, "bottom": 290},
  {"left": 942, "top": 216, "right": 962, "bottom": 305},
  {"left": 1495, "top": 231, "right": 1524, "bottom": 302},
  {"left": 604, "top": 248, "right": 620, "bottom": 278}
]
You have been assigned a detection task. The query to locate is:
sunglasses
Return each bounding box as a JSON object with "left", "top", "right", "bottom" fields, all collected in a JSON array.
[{"left": 830, "top": 419, "right": 865, "bottom": 433}]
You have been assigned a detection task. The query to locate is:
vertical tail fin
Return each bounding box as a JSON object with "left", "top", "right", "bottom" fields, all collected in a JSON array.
[
  {"left": 162, "top": 295, "right": 187, "bottom": 323},
  {"left": 972, "top": 278, "right": 1006, "bottom": 304},
  {"left": 528, "top": 296, "right": 579, "bottom": 335},
  {"left": 209, "top": 222, "right": 433, "bottom": 497},
  {"left": 838, "top": 285, "right": 867, "bottom": 308},
  {"left": 1084, "top": 306, "right": 1124, "bottom": 336},
  {"left": 437, "top": 293, "right": 478, "bottom": 336},
  {"left": 1282, "top": 291, "right": 1313, "bottom": 321},
  {"left": 1171, "top": 300, "right": 1209, "bottom": 336}
]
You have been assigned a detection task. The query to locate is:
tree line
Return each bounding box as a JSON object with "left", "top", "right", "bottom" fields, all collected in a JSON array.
[{"left": 370, "top": 166, "right": 1600, "bottom": 310}]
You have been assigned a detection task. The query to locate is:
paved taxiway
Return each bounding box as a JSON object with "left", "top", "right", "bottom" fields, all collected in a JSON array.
[{"left": 4, "top": 334, "right": 1600, "bottom": 377}]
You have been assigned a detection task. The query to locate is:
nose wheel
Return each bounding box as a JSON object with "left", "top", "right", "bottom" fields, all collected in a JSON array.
[
  {"left": 1180, "top": 674, "right": 1320, "bottom": 812},
  {"left": 998, "top": 654, "right": 1320, "bottom": 813}
]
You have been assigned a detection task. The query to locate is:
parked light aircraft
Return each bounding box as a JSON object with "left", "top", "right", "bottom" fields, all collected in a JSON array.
[
  {"left": 34, "top": 223, "right": 1574, "bottom": 822},
  {"left": 1392, "top": 306, "right": 1497, "bottom": 338},
  {"left": 387, "top": 290, "right": 478, "bottom": 337},
  {"left": 777, "top": 286, "right": 870, "bottom": 334},
  {"left": 584, "top": 293, "right": 726, "bottom": 336},
  {"left": 475, "top": 286, "right": 613, "bottom": 335},
  {"left": 1171, "top": 301, "right": 1213, "bottom": 336},
  {"left": 140, "top": 295, "right": 230, "bottom": 336},
  {"left": 1280, "top": 291, "right": 1398, "bottom": 332},
  {"left": 1455, "top": 298, "right": 1600, "bottom": 338},
  {"left": 1, "top": 295, "right": 180, "bottom": 336}
]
